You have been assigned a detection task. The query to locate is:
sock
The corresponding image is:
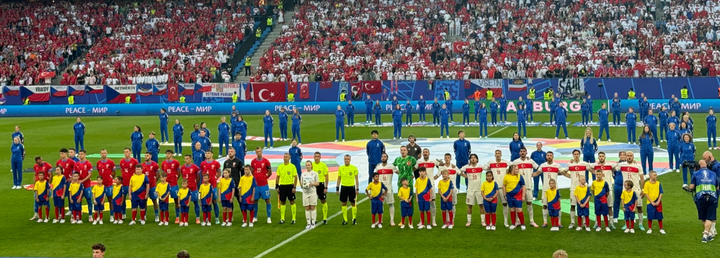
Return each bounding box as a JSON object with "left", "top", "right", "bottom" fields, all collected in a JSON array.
[
  {"left": 372, "top": 214, "right": 376, "bottom": 224},
  {"left": 194, "top": 201, "right": 200, "bottom": 218},
  {"left": 38, "top": 208, "right": 43, "bottom": 220},
  {"left": 55, "top": 207, "right": 59, "bottom": 219},
  {"left": 389, "top": 204, "right": 395, "bottom": 224},
  {"left": 61, "top": 207, "right": 65, "bottom": 218},
  {"left": 542, "top": 209, "right": 548, "bottom": 224},
  {"left": 596, "top": 215, "right": 601, "bottom": 226},
  {"left": 342, "top": 205, "right": 348, "bottom": 221},
  {"left": 625, "top": 220, "right": 630, "bottom": 229},
  {"left": 518, "top": 211, "right": 525, "bottom": 225},
  {"left": 291, "top": 204, "right": 297, "bottom": 221},
  {"left": 379, "top": 214, "right": 383, "bottom": 224},
  {"left": 648, "top": 220, "right": 652, "bottom": 229},
  {"left": 322, "top": 202, "right": 328, "bottom": 220},
  {"left": 242, "top": 210, "right": 247, "bottom": 222},
  {"left": 503, "top": 206, "right": 509, "bottom": 225},
  {"left": 213, "top": 202, "right": 219, "bottom": 218},
  {"left": 223, "top": 212, "right": 227, "bottom": 222},
  {"left": 442, "top": 211, "right": 447, "bottom": 224},
  {"left": 585, "top": 216, "right": 590, "bottom": 227},
  {"left": 481, "top": 211, "right": 486, "bottom": 225},
  {"left": 638, "top": 212, "right": 644, "bottom": 227},
  {"left": 250, "top": 210, "right": 255, "bottom": 222},
  {"left": 176, "top": 205, "right": 180, "bottom": 218},
  {"left": 603, "top": 215, "right": 609, "bottom": 227},
  {"left": 253, "top": 203, "right": 258, "bottom": 218},
  {"left": 306, "top": 210, "right": 311, "bottom": 224},
  {"left": 280, "top": 204, "right": 286, "bottom": 220},
  {"left": 159, "top": 211, "right": 164, "bottom": 222},
  {"left": 528, "top": 206, "right": 534, "bottom": 224},
  {"left": 485, "top": 214, "right": 490, "bottom": 225},
  {"left": 426, "top": 211, "right": 431, "bottom": 225},
  {"left": 402, "top": 217, "right": 406, "bottom": 225},
  {"left": 510, "top": 211, "right": 516, "bottom": 225},
  {"left": 558, "top": 212, "right": 562, "bottom": 225},
  {"left": 155, "top": 207, "right": 159, "bottom": 217},
  {"left": 630, "top": 220, "right": 635, "bottom": 229},
  {"left": 132, "top": 210, "right": 137, "bottom": 221},
  {"left": 429, "top": 202, "right": 436, "bottom": 225},
  {"left": 93, "top": 212, "right": 97, "bottom": 221},
  {"left": 312, "top": 209, "right": 317, "bottom": 223},
  {"left": 266, "top": 203, "right": 272, "bottom": 218},
  {"left": 577, "top": 217, "right": 582, "bottom": 226},
  {"left": 491, "top": 213, "right": 496, "bottom": 226},
  {"left": 352, "top": 206, "right": 357, "bottom": 220},
  {"left": 659, "top": 220, "right": 663, "bottom": 229},
  {"left": 420, "top": 212, "right": 425, "bottom": 224},
  {"left": 229, "top": 211, "right": 233, "bottom": 222},
  {"left": 570, "top": 211, "right": 576, "bottom": 225},
  {"left": 141, "top": 210, "right": 146, "bottom": 221},
  {"left": 467, "top": 214, "right": 472, "bottom": 223},
  {"left": 409, "top": 216, "right": 413, "bottom": 225},
  {"left": 45, "top": 207, "right": 49, "bottom": 219},
  {"left": 610, "top": 213, "right": 614, "bottom": 222},
  {"left": 449, "top": 211, "right": 454, "bottom": 225}
]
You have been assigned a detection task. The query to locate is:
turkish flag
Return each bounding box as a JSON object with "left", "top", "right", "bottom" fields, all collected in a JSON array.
[
  {"left": 453, "top": 41, "right": 469, "bottom": 53},
  {"left": 252, "top": 82, "right": 286, "bottom": 102},
  {"left": 299, "top": 82, "right": 310, "bottom": 99},
  {"left": 168, "top": 83, "right": 179, "bottom": 102},
  {"left": 288, "top": 82, "right": 297, "bottom": 95},
  {"left": 360, "top": 81, "right": 381, "bottom": 94},
  {"left": 320, "top": 81, "right": 332, "bottom": 89}
]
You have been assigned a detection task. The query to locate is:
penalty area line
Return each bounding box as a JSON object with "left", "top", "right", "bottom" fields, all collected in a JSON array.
[
  {"left": 486, "top": 126, "right": 509, "bottom": 137},
  {"left": 254, "top": 197, "right": 370, "bottom": 258}
]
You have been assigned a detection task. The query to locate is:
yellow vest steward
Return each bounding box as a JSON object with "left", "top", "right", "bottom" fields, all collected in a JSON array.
[{"left": 681, "top": 88, "right": 688, "bottom": 99}]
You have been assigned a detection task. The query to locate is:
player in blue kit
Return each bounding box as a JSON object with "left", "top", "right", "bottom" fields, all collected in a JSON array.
[
  {"left": 644, "top": 109, "right": 659, "bottom": 146},
  {"left": 555, "top": 102, "right": 569, "bottom": 139},
  {"left": 146, "top": 132, "right": 160, "bottom": 163},
  {"left": 263, "top": 110, "right": 274, "bottom": 148},
  {"left": 365, "top": 95, "right": 373, "bottom": 123},
  {"left": 432, "top": 98, "right": 441, "bottom": 126},
  {"left": 418, "top": 95, "right": 427, "bottom": 123},
  {"left": 291, "top": 108, "right": 302, "bottom": 144},
  {"left": 346, "top": 100, "right": 355, "bottom": 127},
  {"left": 454, "top": 131, "right": 471, "bottom": 189},
  {"left": 335, "top": 105, "right": 346, "bottom": 142},
  {"left": 440, "top": 104, "right": 450, "bottom": 138},
  {"left": 173, "top": 119, "right": 184, "bottom": 155},
  {"left": 626, "top": 107, "right": 637, "bottom": 144},
  {"left": 611, "top": 98, "right": 621, "bottom": 126},
  {"left": 461, "top": 100, "right": 470, "bottom": 126},
  {"left": 218, "top": 116, "right": 231, "bottom": 157},
  {"left": 490, "top": 98, "right": 499, "bottom": 126},
  {"left": 525, "top": 95, "right": 534, "bottom": 123},
  {"left": 405, "top": 100, "right": 413, "bottom": 125},
  {"left": 707, "top": 109, "right": 717, "bottom": 149},
  {"left": 278, "top": 107, "right": 288, "bottom": 141},
  {"left": 373, "top": 100, "right": 382, "bottom": 126},
  {"left": 478, "top": 103, "right": 488, "bottom": 138},
  {"left": 366, "top": 130, "right": 385, "bottom": 184},
  {"left": 517, "top": 103, "right": 527, "bottom": 138},
  {"left": 159, "top": 108, "right": 169, "bottom": 144},
  {"left": 598, "top": 103, "right": 610, "bottom": 141},
  {"left": 232, "top": 133, "right": 247, "bottom": 161},
  {"left": 392, "top": 105, "right": 403, "bottom": 139},
  {"left": 131, "top": 125, "right": 143, "bottom": 160},
  {"left": 73, "top": 117, "right": 85, "bottom": 151}
]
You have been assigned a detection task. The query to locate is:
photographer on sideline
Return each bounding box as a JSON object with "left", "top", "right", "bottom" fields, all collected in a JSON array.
[
  {"left": 689, "top": 160, "right": 720, "bottom": 243},
  {"left": 703, "top": 151, "right": 720, "bottom": 175}
]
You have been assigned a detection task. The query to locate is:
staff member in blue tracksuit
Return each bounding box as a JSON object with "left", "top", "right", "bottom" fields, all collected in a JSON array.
[
  {"left": 218, "top": 116, "right": 231, "bottom": 157},
  {"left": 146, "top": 132, "right": 160, "bottom": 163},
  {"left": 478, "top": 103, "right": 488, "bottom": 138},
  {"left": 432, "top": 98, "right": 441, "bottom": 126},
  {"left": 289, "top": 139, "right": 303, "bottom": 179},
  {"left": 392, "top": 104, "right": 403, "bottom": 139},
  {"left": 612, "top": 151, "right": 626, "bottom": 223},
  {"left": 670, "top": 97, "right": 681, "bottom": 117},
  {"left": 509, "top": 132, "right": 524, "bottom": 161},
  {"left": 291, "top": 108, "right": 302, "bottom": 144},
  {"left": 626, "top": 107, "right": 637, "bottom": 144},
  {"left": 418, "top": 95, "right": 427, "bottom": 123},
  {"left": 192, "top": 142, "right": 205, "bottom": 168},
  {"left": 668, "top": 110, "right": 680, "bottom": 132},
  {"left": 131, "top": 125, "right": 144, "bottom": 160},
  {"left": 346, "top": 100, "right": 355, "bottom": 127},
  {"left": 364, "top": 95, "right": 373, "bottom": 123},
  {"left": 490, "top": 98, "right": 499, "bottom": 126},
  {"left": 530, "top": 142, "right": 546, "bottom": 199},
  {"left": 553, "top": 94, "right": 563, "bottom": 124},
  {"left": 12, "top": 125, "right": 24, "bottom": 144},
  {"left": 231, "top": 133, "right": 246, "bottom": 161},
  {"left": 73, "top": 117, "right": 85, "bottom": 151},
  {"left": 525, "top": 95, "right": 534, "bottom": 123},
  {"left": 263, "top": 110, "right": 274, "bottom": 148},
  {"left": 667, "top": 94, "right": 676, "bottom": 107},
  {"left": 644, "top": 109, "right": 660, "bottom": 146},
  {"left": 581, "top": 128, "right": 598, "bottom": 163},
  {"left": 461, "top": 100, "right": 470, "bottom": 126},
  {"left": 639, "top": 96, "right": 649, "bottom": 122},
  {"left": 374, "top": 100, "right": 382, "bottom": 126},
  {"left": 517, "top": 103, "right": 527, "bottom": 138},
  {"left": 598, "top": 103, "right": 610, "bottom": 141},
  {"left": 366, "top": 130, "right": 386, "bottom": 183},
  {"left": 587, "top": 95, "right": 594, "bottom": 122},
  {"left": 230, "top": 113, "right": 237, "bottom": 137},
  {"left": 667, "top": 122, "right": 681, "bottom": 172},
  {"left": 581, "top": 98, "right": 591, "bottom": 126},
  {"left": 498, "top": 96, "right": 507, "bottom": 123},
  {"left": 391, "top": 96, "right": 399, "bottom": 111},
  {"left": 446, "top": 98, "right": 454, "bottom": 122},
  {"left": 549, "top": 96, "right": 557, "bottom": 125},
  {"left": 159, "top": 108, "right": 169, "bottom": 144},
  {"left": 658, "top": 107, "right": 669, "bottom": 142},
  {"left": 473, "top": 98, "right": 481, "bottom": 122},
  {"left": 190, "top": 124, "right": 200, "bottom": 147},
  {"left": 197, "top": 129, "right": 211, "bottom": 152},
  {"left": 200, "top": 122, "right": 211, "bottom": 140},
  {"left": 235, "top": 116, "right": 248, "bottom": 142},
  {"left": 278, "top": 107, "right": 289, "bottom": 141},
  {"left": 173, "top": 119, "right": 184, "bottom": 155},
  {"left": 680, "top": 133, "right": 696, "bottom": 187},
  {"left": 611, "top": 98, "right": 621, "bottom": 126},
  {"left": 708, "top": 109, "right": 717, "bottom": 150},
  {"left": 335, "top": 105, "right": 346, "bottom": 142},
  {"left": 454, "top": 130, "right": 471, "bottom": 189},
  {"left": 682, "top": 112, "right": 694, "bottom": 135},
  {"left": 437, "top": 104, "right": 449, "bottom": 137},
  {"left": 638, "top": 125, "right": 655, "bottom": 175},
  {"left": 405, "top": 100, "right": 413, "bottom": 125},
  {"left": 555, "top": 102, "right": 569, "bottom": 139},
  {"left": 10, "top": 136, "right": 24, "bottom": 189}
]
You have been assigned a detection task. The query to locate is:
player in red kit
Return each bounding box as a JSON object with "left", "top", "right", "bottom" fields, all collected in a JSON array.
[
  {"left": 56, "top": 148, "right": 75, "bottom": 217},
  {"left": 142, "top": 152, "right": 160, "bottom": 222},
  {"left": 162, "top": 149, "right": 181, "bottom": 223},
  {"left": 201, "top": 149, "right": 222, "bottom": 224},
  {"left": 251, "top": 147, "right": 273, "bottom": 223},
  {"left": 181, "top": 154, "right": 202, "bottom": 224},
  {"left": 95, "top": 149, "right": 116, "bottom": 222},
  {"left": 74, "top": 150, "right": 93, "bottom": 222},
  {"left": 119, "top": 148, "right": 139, "bottom": 218}
]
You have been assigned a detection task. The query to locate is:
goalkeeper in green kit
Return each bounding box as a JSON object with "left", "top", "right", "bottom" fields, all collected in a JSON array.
[{"left": 394, "top": 146, "right": 417, "bottom": 193}]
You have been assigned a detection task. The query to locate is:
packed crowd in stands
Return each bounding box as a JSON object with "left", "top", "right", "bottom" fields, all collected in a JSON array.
[{"left": 251, "top": 0, "right": 720, "bottom": 82}]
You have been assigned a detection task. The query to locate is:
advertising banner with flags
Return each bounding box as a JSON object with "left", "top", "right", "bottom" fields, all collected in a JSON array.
[
  {"left": 85, "top": 85, "right": 103, "bottom": 94},
  {"left": 453, "top": 41, "right": 469, "bottom": 53},
  {"left": 298, "top": 82, "right": 310, "bottom": 99},
  {"left": 168, "top": 83, "right": 179, "bottom": 102},
  {"left": 179, "top": 84, "right": 195, "bottom": 95},
  {"left": 195, "top": 83, "right": 212, "bottom": 93},
  {"left": 22, "top": 86, "right": 51, "bottom": 102},
  {"left": 136, "top": 84, "right": 154, "bottom": 96},
  {"left": 508, "top": 79, "right": 528, "bottom": 91},
  {"left": 465, "top": 79, "right": 502, "bottom": 99},
  {"left": 2, "top": 86, "right": 20, "bottom": 96},
  {"left": 106, "top": 85, "right": 137, "bottom": 103},
  {"left": 251, "top": 82, "right": 286, "bottom": 102},
  {"left": 154, "top": 84, "right": 167, "bottom": 96},
  {"left": 51, "top": 86, "right": 68, "bottom": 97}
]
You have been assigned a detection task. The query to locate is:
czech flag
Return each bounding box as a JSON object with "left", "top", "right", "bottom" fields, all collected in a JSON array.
[
  {"left": 22, "top": 86, "right": 51, "bottom": 102},
  {"left": 195, "top": 83, "right": 212, "bottom": 93},
  {"left": 106, "top": 85, "right": 136, "bottom": 103},
  {"left": 70, "top": 85, "right": 86, "bottom": 96},
  {"left": 154, "top": 84, "right": 167, "bottom": 96},
  {"left": 85, "top": 85, "right": 104, "bottom": 94},
  {"left": 51, "top": 86, "right": 68, "bottom": 97},
  {"left": 179, "top": 84, "right": 195, "bottom": 95},
  {"left": 2, "top": 86, "right": 20, "bottom": 96},
  {"left": 136, "top": 84, "right": 154, "bottom": 96}
]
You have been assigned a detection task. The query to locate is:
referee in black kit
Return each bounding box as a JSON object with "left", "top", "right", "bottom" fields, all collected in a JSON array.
[
  {"left": 224, "top": 147, "right": 244, "bottom": 207},
  {"left": 406, "top": 135, "right": 422, "bottom": 178}
]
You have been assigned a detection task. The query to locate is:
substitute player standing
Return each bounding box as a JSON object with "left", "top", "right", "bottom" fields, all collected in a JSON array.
[
  {"left": 563, "top": 150, "right": 595, "bottom": 229},
  {"left": 375, "top": 153, "right": 398, "bottom": 226},
  {"left": 311, "top": 152, "right": 330, "bottom": 224},
  {"left": 416, "top": 148, "right": 439, "bottom": 226},
  {"left": 301, "top": 161, "right": 320, "bottom": 228},
  {"left": 485, "top": 150, "right": 511, "bottom": 227},
  {"left": 461, "top": 154, "right": 487, "bottom": 227},
  {"left": 251, "top": 147, "right": 273, "bottom": 223},
  {"left": 533, "top": 152, "right": 566, "bottom": 228},
  {"left": 276, "top": 153, "right": 298, "bottom": 224},
  {"left": 336, "top": 155, "right": 359, "bottom": 225},
  {"left": 512, "top": 147, "right": 539, "bottom": 227}
]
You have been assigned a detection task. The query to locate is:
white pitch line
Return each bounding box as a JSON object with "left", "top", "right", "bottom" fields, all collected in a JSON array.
[
  {"left": 486, "top": 126, "right": 509, "bottom": 137},
  {"left": 254, "top": 197, "right": 370, "bottom": 258}
]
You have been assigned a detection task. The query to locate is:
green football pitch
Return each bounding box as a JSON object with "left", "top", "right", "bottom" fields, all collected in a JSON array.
[{"left": 1, "top": 112, "right": 718, "bottom": 257}]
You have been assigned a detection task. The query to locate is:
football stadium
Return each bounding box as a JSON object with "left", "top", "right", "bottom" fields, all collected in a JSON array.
[{"left": 2, "top": 0, "right": 720, "bottom": 257}]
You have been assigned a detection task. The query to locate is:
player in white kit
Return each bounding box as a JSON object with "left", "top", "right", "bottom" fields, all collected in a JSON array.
[
  {"left": 532, "top": 151, "right": 566, "bottom": 227},
  {"left": 436, "top": 153, "right": 459, "bottom": 225},
  {"left": 512, "top": 147, "right": 539, "bottom": 227},
  {"left": 615, "top": 151, "right": 645, "bottom": 231},
  {"left": 301, "top": 161, "right": 320, "bottom": 229},
  {"left": 460, "top": 154, "right": 486, "bottom": 227},
  {"left": 591, "top": 151, "right": 618, "bottom": 228},
  {"left": 562, "top": 149, "right": 595, "bottom": 229},
  {"left": 485, "top": 150, "right": 511, "bottom": 227},
  {"left": 375, "top": 153, "right": 398, "bottom": 226},
  {"left": 416, "top": 148, "right": 440, "bottom": 227}
]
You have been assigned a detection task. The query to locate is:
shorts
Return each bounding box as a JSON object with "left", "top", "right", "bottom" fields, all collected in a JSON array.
[
  {"left": 624, "top": 209, "right": 636, "bottom": 221},
  {"left": 371, "top": 200, "right": 383, "bottom": 214},
  {"left": 94, "top": 203, "right": 104, "bottom": 211},
  {"left": 524, "top": 188, "right": 533, "bottom": 202},
  {"left": 169, "top": 185, "right": 179, "bottom": 199},
  {"left": 577, "top": 206, "right": 589, "bottom": 217},
  {"left": 607, "top": 185, "right": 614, "bottom": 205},
  {"left": 278, "top": 185, "right": 296, "bottom": 202},
  {"left": 180, "top": 206, "right": 190, "bottom": 213},
  {"left": 241, "top": 203, "right": 254, "bottom": 211},
  {"left": 548, "top": 208, "right": 560, "bottom": 217},
  {"left": 71, "top": 202, "right": 82, "bottom": 211},
  {"left": 466, "top": 191, "right": 483, "bottom": 206},
  {"left": 159, "top": 201, "right": 169, "bottom": 211},
  {"left": 542, "top": 193, "right": 548, "bottom": 206},
  {"left": 339, "top": 186, "right": 356, "bottom": 203},
  {"left": 401, "top": 205, "right": 414, "bottom": 217},
  {"left": 594, "top": 202, "right": 609, "bottom": 216},
  {"left": 36, "top": 200, "right": 49, "bottom": 207},
  {"left": 697, "top": 196, "right": 717, "bottom": 221},
  {"left": 131, "top": 198, "right": 147, "bottom": 209},
  {"left": 417, "top": 200, "right": 430, "bottom": 212},
  {"left": 254, "top": 185, "right": 271, "bottom": 200},
  {"left": 316, "top": 183, "right": 327, "bottom": 200},
  {"left": 483, "top": 201, "right": 497, "bottom": 213},
  {"left": 570, "top": 192, "right": 577, "bottom": 206},
  {"left": 191, "top": 190, "right": 199, "bottom": 202},
  {"left": 53, "top": 197, "right": 64, "bottom": 207},
  {"left": 497, "top": 186, "right": 507, "bottom": 204},
  {"left": 202, "top": 205, "right": 212, "bottom": 213},
  {"left": 383, "top": 186, "right": 395, "bottom": 204},
  {"left": 113, "top": 204, "right": 123, "bottom": 213},
  {"left": 507, "top": 198, "right": 522, "bottom": 209},
  {"left": 441, "top": 200, "right": 453, "bottom": 211},
  {"left": 634, "top": 190, "right": 643, "bottom": 206},
  {"left": 221, "top": 200, "right": 233, "bottom": 209},
  {"left": 303, "top": 193, "right": 318, "bottom": 207},
  {"left": 646, "top": 203, "right": 664, "bottom": 220}
]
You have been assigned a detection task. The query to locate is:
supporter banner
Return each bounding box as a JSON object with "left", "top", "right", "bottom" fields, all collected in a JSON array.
[
  {"left": 465, "top": 79, "right": 502, "bottom": 100},
  {"left": 51, "top": 86, "right": 68, "bottom": 97},
  {"left": 508, "top": 79, "right": 528, "bottom": 91},
  {"left": 202, "top": 83, "right": 239, "bottom": 98},
  {"left": 22, "top": 86, "right": 51, "bottom": 102},
  {"left": 557, "top": 78, "right": 585, "bottom": 97}
]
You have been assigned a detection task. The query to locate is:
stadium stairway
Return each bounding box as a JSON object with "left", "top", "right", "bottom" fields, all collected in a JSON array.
[{"left": 234, "top": 10, "right": 294, "bottom": 83}]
